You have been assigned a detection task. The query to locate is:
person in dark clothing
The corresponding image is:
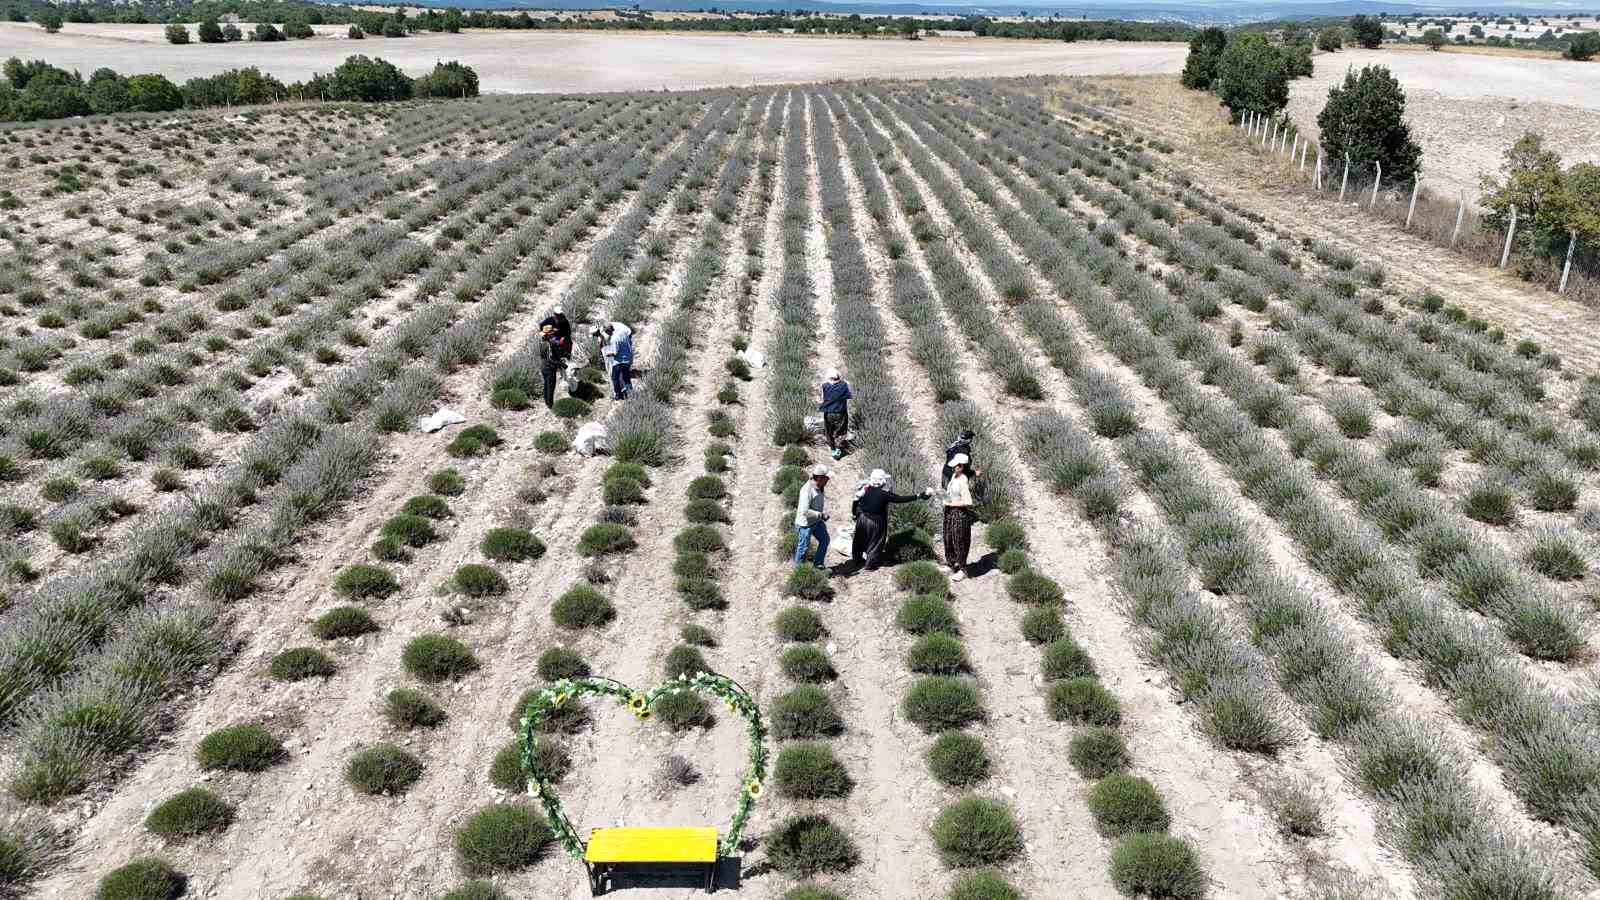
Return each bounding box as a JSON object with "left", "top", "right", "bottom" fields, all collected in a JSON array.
[
  {"left": 818, "top": 368, "right": 853, "bottom": 460},
  {"left": 540, "top": 307, "right": 573, "bottom": 363},
  {"left": 538, "top": 325, "right": 559, "bottom": 408},
  {"left": 850, "top": 469, "right": 932, "bottom": 571},
  {"left": 942, "top": 429, "right": 976, "bottom": 489}
]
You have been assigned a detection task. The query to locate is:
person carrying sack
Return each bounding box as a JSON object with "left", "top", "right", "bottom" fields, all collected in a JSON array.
[
  {"left": 818, "top": 369, "right": 853, "bottom": 460},
  {"left": 850, "top": 469, "right": 932, "bottom": 572},
  {"left": 538, "top": 325, "right": 560, "bottom": 408}
]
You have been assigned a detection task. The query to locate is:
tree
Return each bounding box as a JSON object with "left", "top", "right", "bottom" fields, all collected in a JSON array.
[
  {"left": 1567, "top": 31, "right": 1600, "bottom": 60},
  {"left": 1350, "top": 14, "right": 1384, "bottom": 48},
  {"left": 35, "top": 6, "right": 62, "bottom": 32},
  {"left": 1317, "top": 26, "right": 1343, "bottom": 51},
  {"left": 222, "top": 23, "right": 241, "bottom": 41},
  {"left": 1317, "top": 65, "right": 1422, "bottom": 183},
  {"left": 126, "top": 74, "right": 182, "bottom": 111},
  {"left": 86, "top": 67, "right": 128, "bottom": 114},
  {"left": 1179, "top": 27, "right": 1226, "bottom": 90},
  {"left": 1469, "top": 24, "right": 1484, "bottom": 37},
  {"left": 197, "top": 18, "right": 223, "bottom": 42},
  {"left": 898, "top": 17, "right": 918, "bottom": 39},
  {"left": 283, "top": 19, "right": 314, "bottom": 39},
  {"left": 323, "top": 54, "right": 412, "bottom": 101},
  {"left": 253, "top": 22, "right": 284, "bottom": 42},
  {"left": 381, "top": 17, "right": 406, "bottom": 37},
  {"left": 348, "top": 23, "right": 364, "bottom": 39},
  {"left": 415, "top": 60, "right": 479, "bottom": 98},
  {"left": 1422, "top": 28, "right": 1445, "bottom": 50},
  {"left": 165, "top": 23, "right": 189, "bottom": 44},
  {"left": 1215, "top": 32, "right": 1289, "bottom": 117},
  {"left": 1284, "top": 41, "right": 1314, "bottom": 77}
]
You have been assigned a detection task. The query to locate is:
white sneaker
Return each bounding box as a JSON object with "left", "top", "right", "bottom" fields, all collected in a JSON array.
[{"left": 951, "top": 570, "right": 966, "bottom": 582}]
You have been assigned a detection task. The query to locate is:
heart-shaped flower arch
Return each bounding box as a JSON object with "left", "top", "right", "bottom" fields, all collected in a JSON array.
[{"left": 517, "top": 672, "right": 768, "bottom": 860}]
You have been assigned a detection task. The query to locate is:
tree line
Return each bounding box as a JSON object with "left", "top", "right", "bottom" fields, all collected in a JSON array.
[{"left": 0, "top": 55, "right": 479, "bottom": 123}]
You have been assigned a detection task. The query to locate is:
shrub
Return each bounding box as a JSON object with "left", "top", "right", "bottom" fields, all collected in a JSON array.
[
  {"left": 381, "top": 513, "right": 437, "bottom": 547},
  {"left": 688, "top": 476, "right": 727, "bottom": 500},
  {"left": 895, "top": 560, "right": 949, "bottom": 597},
  {"left": 776, "top": 606, "right": 824, "bottom": 642},
  {"left": 1020, "top": 606, "right": 1064, "bottom": 644},
  {"left": 1006, "top": 570, "right": 1064, "bottom": 605},
  {"left": 370, "top": 536, "right": 408, "bottom": 562},
  {"left": 534, "top": 431, "right": 567, "bottom": 454},
  {"left": 552, "top": 585, "right": 615, "bottom": 629},
  {"left": 904, "top": 676, "right": 984, "bottom": 732},
  {"left": 771, "top": 465, "right": 807, "bottom": 496},
  {"left": 783, "top": 888, "right": 843, "bottom": 900},
  {"left": 664, "top": 645, "right": 710, "bottom": 680},
  {"left": 1462, "top": 478, "right": 1517, "bottom": 526},
  {"left": 537, "top": 647, "right": 589, "bottom": 682},
  {"left": 1041, "top": 639, "right": 1096, "bottom": 681},
  {"left": 346, "top": 744, "right": 423, "bottom": 795},
  {"left": 94, "top": 858, "right": 184, "bottom": 900},
  {"left": 400, "top": 495, "right": 451, "bottom": 519},
  {"left": 997, "top": 548, "right": 1029, "bottom": 574},
  {"left": 578, "top": 523, "right": 634, "bottom": 556},
  {"left": 492, "top": 737, "right": 569, "bottom": 791},
  {"left": 948, "top": 870, "right": 1021, "bottom": 900},
  {"left": 145, "top": 788, "right": 233, "bottom": 837},
  {"left": 681, "top": 624, "right": 717, "bottom": 647},
  {"left": 312, "top": 606, "right": 377, "bottom": 640},
  {"left": 269, "top": 647, "right": 334, "bottom": 681},
  {"left": 1109, "top": 833, "right": 1207, "bottom": 899},
  {"left": 896, "top": 595, "right": 958, "bottom": 635},
  {"left": 481, "top": 527, "right": 544, "bottom": 562},
  {"left": 684, "top": 498, "right": 729, "bottom": 524},
  {"left": 383, "top": 688, "right": 446, "bottom": 729},
  {"left": 1088, "top": 773, "right": 1170, "bottom": 836},
  {"left": 401, "top": 634, "right": 478, "bottom": 682},
  {"left": 429, "top": 468, "right": 466, "bottom": 495},
  {"left": 551, "top": 397, "right": 589, "bottom": 419},
  {"left": 333, "top": 564, "right": 398, "bottom": 600},
  {"left": 440, "top": 882, "right": 509, "bottom": 900},
  {"left": 196, "top": 724, "right": 282, "bottom": 771},
  {"left": 907, "top": 633, "right": 969, "bottom": 674},
  {"left": 490, "top": 388, "right": 528, "bottom": 410},
  {"left": 785, "top": 565, "right": 833, "bottom": 601},
  {"left": 1528, "top": 468, "right": 1579, "bottom": 512},
  {"left": 927, "top": 731, "right": 990, "bottom": 787},
  {"left": 677, "top": 578, "right": 726, "bottom": 610},
  {"left": 653, "top": 691, "right": 713, "bottom": 731},
  {"left": 781, "top": 645, "right": 836, "bottom": 682},
  {"left": 1069, "top": 728, "right": 1130, "bottom": 779},
  {"left": 774, "top": 742, "right": 852, "bottom": 798},
  {"left": 603, "top": 477, "right": 645, "bottom": 505},
  {"left": 931, "top": 796, "right": 1023, "bottom": 868},
  {"left": 771, "top": 686, "right": 845, "bottom": 739},
  {"left": 984, "top": 519, "right": 1028, "bottom": 554},
  {"left": 604, "top": 462, "right": 652, "bottom": 487},
  {"left": 1524, "top": 527, "right": 1589, "bottom": 581},
  {"left": 446, "top": 425, "right": 502, "bottom": 457},
  {"left": 1047, "top": 677, "right": 1121, "bottom": 726},
  {"left": 674, "top": 525, "right": 724, "bottom": 553},
  {"left": 764, "top": 815, "right": 859, "bottom": 877},
  {"left": 450, "top": 564, "right": 508, "bottom": 598},
  {"left": 454, "top": 804, "right": 550, "bottom": 875}
]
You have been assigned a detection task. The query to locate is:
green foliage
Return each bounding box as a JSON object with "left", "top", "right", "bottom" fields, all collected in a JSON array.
[
  {"left": 907, "top": 632, "right": 969, "bottom": 674},
  {"left": 1215, "top": 32, "right": 1291, "bottom": 116},
  {"left": 948, "top": 870, "right": 1022, "bottom": 900},
  {"left": 491, "top": 738, "right": 568, "bottom": 791},
  {"left": 931, "top": 796, "right": 1024, "bottom": 867},
  {"left": 429, "top": 468, "right": 467, "bottom": 495},
  {"left": 94, "top": 857, "right": 184, "bottom": 900},
  {"left": 983, "top": 519, "right": 1028, "bottom": 554},
  {"left": 903, "top": 676, "right": 984, "bottom": 732},
  {"left": 1089, "top": 773, "right": 1171, "bottom": 836},
  {"left": 684, "top": 498, "right": 730, "bottom": 524},
  {"left": 381, "top": 513, "right": 437, "bottom": 547},
  {"left": 449, "top": 564, "right": 508, "bottom": 598},
  {"left": 534, "top": 431, "right": 567, "bottom": 454},
  {"left": 927, "top": 731, "right": 990, "bottom": 787},
  {"left": 602, "top": 477, "right": 644, "bottom": 505},
  {"left": 785, "top": 564, "right": 834, "bottom": 601},
  {"left": 775, "top": 742, "right": 852, "bottom": 799},
  {"left": 894, "top": 560, "right": 949, "bottom": 597},
  {"left": 145, "top": 787, "right": 233, "bottom": 837},
  {"left": 764, "top": 815, "right": 859, "bottom": 877},
  {"left": 1047, "top": 677, "right": 1121, "bottom": 726},
  {"left": 1069, "top": 727, "right": 1131, "bottom": 779},
  {"left": 1041, "top": 639, "right": 1096, "bottom": 681},
  {"left": 664, "top": 645, "right": 710, "bottom": 680},
  {"left": 454, "top": 804, "right": 551, "bottom": 875},
  {"left": 780, "top": 644, "right": 836, "bottom": 682},
  {"left": 318, "top": 54, "right": 414, "bottom": 101},
  {"left": 782, "top": 887, "right": 843, "bottom": 900},
  {"left": 446, "top": 425, "right": 501, "bottom": 458},
  {"left": 415, "top": 61, "right": 481, "bottom": 98},
  {"left": 653, "top": 691, "right": 712, "bottom": 731},
  {"left": 1317, "top": 26, "right": 1343, "bottom": 51},
  {"left": 196, "top": 724, "right": 282, "bottom": 771},
  {"left": 1006, "top": 570, "right": 1064, "bottom": 605},
  {"left": 440, "top": 882, "right": 509, "bottom": 900},
  {"left": 312, "top": 606, "right": 378, "bottom": 640},
  {"left": 481, "top": 527, "right": 545, "bottom": 562},
  {"left": 551, "top": 397, "right": 589, "bottom": 419},
  {"left": 896, "top": 594, "right": 958, "bottom": 634},
  {"left": 577, "top": 523, "right": 634, "bottom": 556},
  {"left": 383, "top": 688, "right": 446, "bottom": 729},
  {"left": 552, "top": 584, "right": 615, "bottom": 629},
  {"left": 771, "top": 686, "right": 845, "bottom": 739},
  {"left": 401, "top": 495, "right": 451, "bottom": 519},
  {"left": 1109, "top": 834, "right": 1208, "bottom": 899},
  {"left": 1567, "top": 31, "right": 1600, "bottom": 61},
  {"left": 1180, "top": 27, "right": 1227, "bottom": 90},
  {"left": 537, "top": 648, "right": 589, "bottom": 682},
  {"left": 1021, "top": 606, "right": 1064, "bottom": 644},
  {"left": 333, "top": 564, "right": 398, "bottom": 600},
  {"left": 1316, "top": 65, "right": 1422, "bottom": 182},
  {"left": 688, "top": 475, "right": 727, "bottom": 499},
  {"left": 1350, "top": 14, "right": 1384, "bottom": 48},
  {"left": 345, "top": 744, "right": 424, "bottom": 795},
  {"left": 268, "top": 647, "right": 334, "bottom": 681},
  {"left": 674, "top": 525, "right": 724, "bottom": 553},
  {"left": 776, "top": 606, "right": 825, "bottom": 642},
  {"left": 997, "top": 548, "right": 1029, "bottom": 574},
  {"left": 401, "top": 634, "right": 478, "bottom": 682}
]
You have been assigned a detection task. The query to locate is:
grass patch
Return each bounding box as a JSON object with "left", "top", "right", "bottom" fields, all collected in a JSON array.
[
  {"left": 907, "top": 633, "right": 969, "bottom": 674},
  {"left": 380, "top": 513, "right": 437, "bottom": 547},
  {"left": 491, "top": 738, "right": 569, "bottom": 792},
  {"left": 401, "top": 634, "right": 478, "bottom": 683},
  {"left": 94, "top": 857, "right": 184, "bottom": 900},
  {"left": 481, "top": 527, "right": 545, "bottom": 562},
  {"left": 785, "top": 565, "right": 833, "bottom": 601},
  {"left": 1108, "top": 834, "right": 1206, "bottom": 899},
  {"left": 1068, "top": 727, "right": 1130, "bottom": 779},
  {"left": 454, "top": 803, "right": 550, "bottom": 875},
  {"left": 1006, "top": 570, "right": 1064, "bottom": 605},
  {"left": 537, "top": 648, "right": 589, "bottom": 682},
  {"left": 1088, "top": 772, "right": 1170, "bottom": 836},
  {"left": 268, "top": 647, "right": 334, "bottom": 682},
  {"left": 1046, "top": 677, "right": 1121, "bottom": 726},
  {"left": 896, "top": 595, "right": 957, "bottom": 635},
  {"left": 196, "top": 724, "right": 282, "bottom": 771},
  {"left": 1041, "top": 639, "right": 1096, "bottom": 681},
  {"left": 383, "top": 688, "right": 446, "bottom": 730},
  {"left": 764, "top": 815, "right": 858, "bottom": 877},
  {"left": 145, "top": 788, "right": 233, "bottom": 837},
  {"left": 333, "top": 564, "right": 397, "bottom": 600},
  {"left": 440, "top": 882, "right": 509, "bottom": 900},
  {"left": 534, "top": 431, "right": 567, "bottom": 454},
  {"left": 1020, "top": 606, "right": 1064, "bottom": 644},
  {"left": 903, "top": 676, "right": 984, "bottom": 732},
  {"left": 449, "top": 564, "right": 508, "bottom": 598},
  {"left": 771, "top": 686, "right": 845, "bottom": 739},
  {"left": 776, "top": 606, "right": 824, "bottom": 642},
  {"left": 928, "top": 731, "right": 990, "bottom": 787},
  {"left": 312, "top": 606, "right": 377, "bottom": 640},
  {"left": 1462, "top": 478, "right": 1518, "bottom": 526},
  {"left": 446, "top": 424, "right": 502, "bottom": 458},
  {"left": 895, "top": 560, "right": 949, "bottom": 597},
  {"left": 774, "top": 742, "right": 852, "bottom": 799},
  {"left": 674, "top": 525, "right": 725, "bottom": 554},
  {"left": 552, "top": 584, "right": 615, "bottom": 629},
  {"left": 345, "top": 744, "right": 423, "bottom": 795},
  {"left": 400, "top": 495, "right": 451, "bottom": 519},
  {"left": 428, "top": 468, "right": 466, "bottom": 495},
  {"left": 780, "top": 645, "right": 836, "bottom": 682},
  {"left": 577, "top": 523, "right": 634, "bottom": 556}
]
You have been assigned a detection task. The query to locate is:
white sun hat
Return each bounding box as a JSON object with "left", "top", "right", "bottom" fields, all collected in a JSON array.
[
  {"left": 949, "top": 454, "right": 970, "bottom": 467},
  {"left": 868, "top": 468, "right": 890, "bottom": 485},
  {"left": 810, "top": 465, "right": 832, "bottom": 478},
  {"left": 826, "top": 368, "right": 840, "bottom": 381}
]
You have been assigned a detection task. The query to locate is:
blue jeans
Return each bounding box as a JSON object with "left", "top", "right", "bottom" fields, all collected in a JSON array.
[
  {"left": 610, "top": 361, "right": 632, "bottom": 399},
  {"left": 794, "top": 521, "right": 829, "bottom": 567}
]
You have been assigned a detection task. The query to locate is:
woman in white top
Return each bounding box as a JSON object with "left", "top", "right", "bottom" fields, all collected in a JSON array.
[{"left": 943, "top": 454, "right": 981, "bottom": 581}]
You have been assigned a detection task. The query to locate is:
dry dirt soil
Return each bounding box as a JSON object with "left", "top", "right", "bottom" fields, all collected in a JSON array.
[
  {"left": 1285, "top": 47, "right": 1600, "bottom": 201},
  {"left": 0, "top": 24, "right": 1186, "bottom": 93}
]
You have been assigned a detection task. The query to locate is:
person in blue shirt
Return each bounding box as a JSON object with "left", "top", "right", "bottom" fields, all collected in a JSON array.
[
  {"left": 597, "top": 322, "right": 634, "bottom": 400},
  {"left": 818, "top": 368, "right": 853, "bottom": 460}
]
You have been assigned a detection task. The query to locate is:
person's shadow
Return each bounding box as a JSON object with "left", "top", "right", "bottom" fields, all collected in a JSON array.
[{"left": 966, "top": 550, "right": 1001, "bottom": 578}]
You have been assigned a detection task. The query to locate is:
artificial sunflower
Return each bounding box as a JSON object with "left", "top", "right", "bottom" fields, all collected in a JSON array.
[
  {"left": 745, "top": 779, "right": 763, "bottom": 799},
  {"left": 627, "top": 692, "right": 648, "bottom": 712}
]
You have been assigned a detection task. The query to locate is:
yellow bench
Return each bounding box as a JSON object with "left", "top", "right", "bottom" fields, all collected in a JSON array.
[{"left": 584, "top": 827, "right": 720, "bottom": 894}]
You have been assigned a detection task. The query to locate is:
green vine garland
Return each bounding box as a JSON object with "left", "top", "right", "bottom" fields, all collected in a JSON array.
[{"left": 517, "top": 672, "right": 768, "bottom": 860}]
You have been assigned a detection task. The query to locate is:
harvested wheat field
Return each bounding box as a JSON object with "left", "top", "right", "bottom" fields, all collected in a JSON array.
[{"left": 5, "top": 75, "right": 1600, "bottom": 900}]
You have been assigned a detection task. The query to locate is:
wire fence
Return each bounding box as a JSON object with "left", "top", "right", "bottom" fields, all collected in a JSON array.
[{"left": 1236, "top": 110, "right": 1595, "bottom": 303}]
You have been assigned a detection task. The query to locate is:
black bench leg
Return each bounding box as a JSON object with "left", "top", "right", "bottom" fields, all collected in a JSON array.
[{"left": 705, "top": 861, "right": 716, "bottom": 893}]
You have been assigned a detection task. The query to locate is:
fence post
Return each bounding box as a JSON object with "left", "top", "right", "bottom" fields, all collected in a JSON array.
[
  {"left": 1292, "top": 134, "right": 1299, "bottom": 161},
  {"left": 1264, "top": 119, "right": 1272, "bottom": 148},
  {"left": 1500, "top": 204, "right": 1518, "bottom": 268},
  {"left": 1406, "top": 174, "right": 1420, "bottom": 229},
  {"left": 1315, "top": 151, "right": 1323, "bottom": 190},
  {"left": 1280, "top": 128, "right": 1289, "bottom": 154},
  {"left": 1561, "top": 230, "right": 1578, "bottom": 294},
  {"left": 1452, "top": 193, "right": 1465, "bottom": 246},
  {"left": 1300, "top": 142, "right": 1309, "bottom": 172},
  {"left": 1339, "top": 154, "right": 1350, "bottom": 203},
  {"left": 1370, "top": 160, "right": 1382, "bottom": 208}
]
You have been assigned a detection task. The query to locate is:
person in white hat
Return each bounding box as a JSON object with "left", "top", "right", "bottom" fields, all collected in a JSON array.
[
  {"left": 539, "top": 306, "right": 572, "bottom": 364},
  {"left": 817, "top": 368, "right": 853, "bottom": 460},
  {"left": 942, "top": 454, "right": 982, "bottom": 581},
  {"left": 848, "top": 468, "right": 933, "bottom": 572},
  {"left": 793, "top": 465, "right": 833, "bottom": 569}
]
